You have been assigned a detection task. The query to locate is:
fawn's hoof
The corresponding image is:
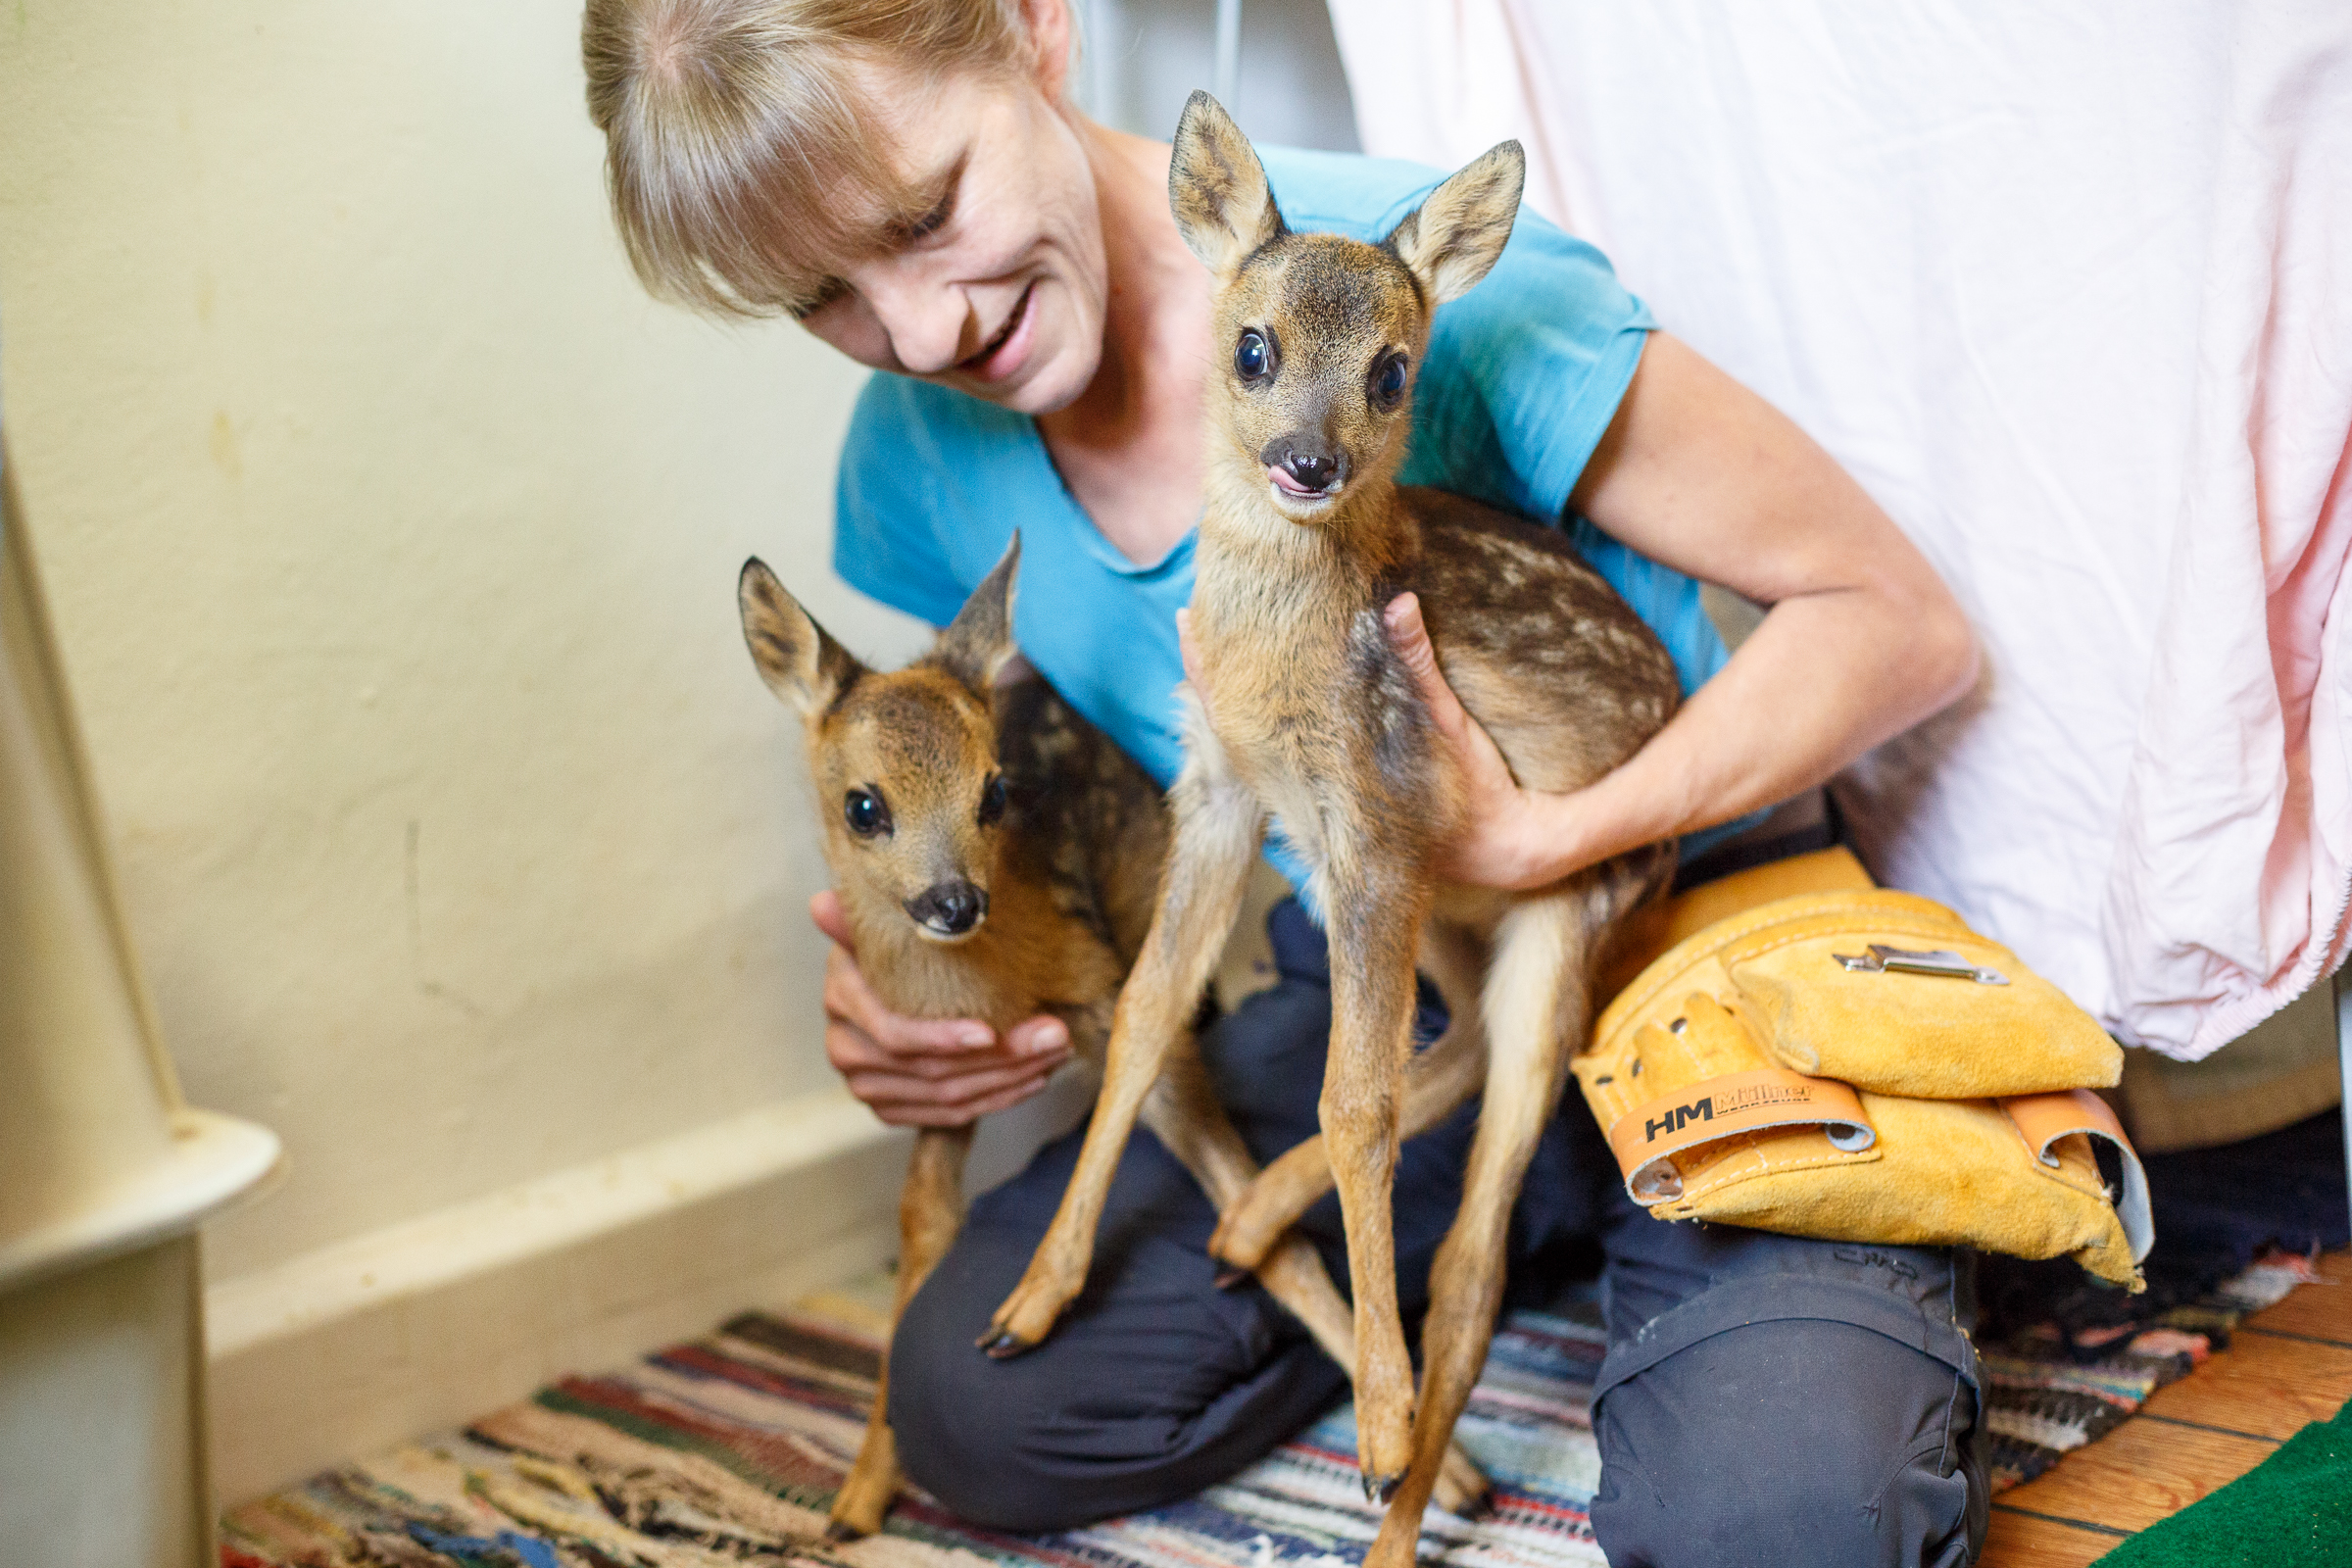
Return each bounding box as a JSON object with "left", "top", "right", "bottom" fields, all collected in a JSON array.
[
  {"left": 1432, "top": 1443, "right": 1491, "bottom": 1518},
  {"left": 823, "top": 1518, "right": 871, "bottom": 1544},
  {"left": 1360, "top": 1468, "right": 1403, "bottom": 1504},
  {"left": 1212, "top": 1266, "right": 1250, "bottom": 1291},
  {"left": 985, "top": 1269, "right": 1081, "bottom": 1354}
]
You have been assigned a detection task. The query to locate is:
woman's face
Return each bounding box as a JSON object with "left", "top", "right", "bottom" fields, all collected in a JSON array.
[{"left": 792, "top": 65, "right": 1108, "bottom": 416}]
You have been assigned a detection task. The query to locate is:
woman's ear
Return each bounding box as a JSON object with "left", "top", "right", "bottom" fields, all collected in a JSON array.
[{"left": 1019, "top": 0, "right": 1075, "bottom": 101}]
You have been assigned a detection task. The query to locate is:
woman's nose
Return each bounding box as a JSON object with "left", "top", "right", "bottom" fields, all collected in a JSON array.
[{"left": 857, "top": 263, "right": 971, "bottom": 378}]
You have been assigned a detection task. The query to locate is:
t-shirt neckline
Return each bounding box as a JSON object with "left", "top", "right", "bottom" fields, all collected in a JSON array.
[{"left": 1016, "top": 413, "right": 1199, "bottom": 583}]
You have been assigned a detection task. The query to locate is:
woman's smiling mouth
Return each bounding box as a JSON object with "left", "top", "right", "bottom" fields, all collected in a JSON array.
[{"left": 959, "top": 281, "right": 1038, "bottom": 382}]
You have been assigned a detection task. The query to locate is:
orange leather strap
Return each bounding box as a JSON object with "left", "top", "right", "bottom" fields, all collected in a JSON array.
[
  {"left": 2000, "top": 1090, "right": 2154, "bottom": 1262},
  {"left": 1606, "top": 1067, "right": 1876, "bottom": 1205}
]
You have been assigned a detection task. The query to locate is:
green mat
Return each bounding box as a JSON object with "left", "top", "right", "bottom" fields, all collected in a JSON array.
[{"left": 2095, "top": 1398, "right": 2352, "bottom": 1566}]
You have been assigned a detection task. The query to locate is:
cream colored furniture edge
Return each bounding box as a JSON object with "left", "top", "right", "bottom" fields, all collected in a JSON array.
[
  {"left": 0, "top": 435, "right": 914, "bottom": 1518},
  {"left": 0, "top": 446, "right": 281, "bottom": 1567}
]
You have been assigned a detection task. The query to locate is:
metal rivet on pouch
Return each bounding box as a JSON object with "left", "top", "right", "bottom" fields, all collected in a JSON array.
[
  {"left": 1826, "top": 1121, "right": 1876, "bottom": 1152},
  {"left": 1633, "top": 1164, "right": 1684, "bottom": 1201}
]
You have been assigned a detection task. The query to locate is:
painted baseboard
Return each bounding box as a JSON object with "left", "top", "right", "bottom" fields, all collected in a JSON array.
[{"left": 203, "top": 1089, "right": 909, "bottom": 1505}]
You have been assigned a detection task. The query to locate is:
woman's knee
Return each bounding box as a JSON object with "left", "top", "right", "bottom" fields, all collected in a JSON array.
[
  {"left": 1590, "top": 1317, "right": 1985, "bottom": 1568},
  {"left": 883, "top": 1211, "right": 1347, "bottom": 1534},
  {"left": 885, "top": 1262, "right": 1073, "bottom": 1531}
]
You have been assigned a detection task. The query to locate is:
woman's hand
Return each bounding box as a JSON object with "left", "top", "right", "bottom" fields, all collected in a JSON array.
[
  {"left": 810, "top": 891, "right": 1071, "bottom": 1126},
  {"left": 1385, "top": 332, "right": 1979, "bottom": 891},
  {"left": 1382, "top": 593, "right": 1583, "bottom": 891},
  {"left": 1180, "top": 600, "right": 1579, "bottom": 891}
]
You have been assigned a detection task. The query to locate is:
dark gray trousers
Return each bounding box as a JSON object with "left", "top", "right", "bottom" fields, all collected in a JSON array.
[{"left": 889, "top": 900, "right": 1988, "bottom": 1566}]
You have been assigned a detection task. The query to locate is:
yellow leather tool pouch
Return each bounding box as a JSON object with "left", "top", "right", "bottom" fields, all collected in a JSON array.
[{"left": 1577, "top": 882, "right": 2152, "bottom": 1290}]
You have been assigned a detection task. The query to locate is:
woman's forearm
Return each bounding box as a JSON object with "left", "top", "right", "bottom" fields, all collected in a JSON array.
[
  {"left": 1392, "top": 330, "right": 1978, "bottom": 893},
  {"left": 1496, "top": 330, "right": 1982, "bottom": 884},
  {"left": 1512, "top": 577, "right": 1978, "bottom": 884}
]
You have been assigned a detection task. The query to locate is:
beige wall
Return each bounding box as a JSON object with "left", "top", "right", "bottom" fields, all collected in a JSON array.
[{"left": 0, "top": 0, "right": 925, "bottom": 1291}]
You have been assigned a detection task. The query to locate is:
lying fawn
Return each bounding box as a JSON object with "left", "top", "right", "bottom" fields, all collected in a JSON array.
[
  {"left": 980, "top": 97, "right": 1679, "bottom": 1567},
  {"left": 738, "top": 539, "right": 1487, "bottom": 1539}
]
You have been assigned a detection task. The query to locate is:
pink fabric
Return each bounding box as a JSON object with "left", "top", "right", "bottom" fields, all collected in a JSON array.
[{"left": 1328, "top": 0, "right": 2352, "bottom": 1058}]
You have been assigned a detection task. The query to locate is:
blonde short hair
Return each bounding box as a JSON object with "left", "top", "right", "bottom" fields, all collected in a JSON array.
[{"left": 583, "top": 0, "right": 1032, "bottom": 317}]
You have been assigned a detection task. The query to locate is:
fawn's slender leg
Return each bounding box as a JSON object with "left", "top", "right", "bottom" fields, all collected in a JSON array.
[
  {"left": 1208, "top": 919, "right": 1489, "bottom": 1272},
  {"left": 984, "top": 709, "right": 1262, "bottom": 1353},
  {"left": 1361, "top": 888, "right": 1599, "bottom": 1568},
  {"left": 1141, "top": 1036, "right": 1492, "bottom": 1515},
  {"left": 1316, "top": 845, "right": 1436, "bottom": 1501},
  {"left": 830, "top": 1124, "right": 974, "bottom": 1541}
]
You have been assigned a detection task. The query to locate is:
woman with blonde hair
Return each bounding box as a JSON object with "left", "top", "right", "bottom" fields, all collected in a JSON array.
[{"left": 583, "top": 3, "right": 1986, "bottom": 1563}]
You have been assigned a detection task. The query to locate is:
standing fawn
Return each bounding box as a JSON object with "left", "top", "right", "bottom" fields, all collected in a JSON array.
[
  {"left": 737, "top": 539, "right": 1487, "bottom": 1540},
  {"left": 980, "top": 97, "right": 1680, "bottom": 1568}
]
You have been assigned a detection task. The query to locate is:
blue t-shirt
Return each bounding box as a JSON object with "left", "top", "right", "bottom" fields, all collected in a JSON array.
[{"left": 834, "top": 146, "right": 1741, "bottom": 870}]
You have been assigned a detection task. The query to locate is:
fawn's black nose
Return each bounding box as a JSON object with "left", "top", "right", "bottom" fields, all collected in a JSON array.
[
  {"left": 1281, "top": 449, "right": 1342, "bottom": 493},
  {"left": 907, "top": 880, "right": 988, "bottom": 936}
]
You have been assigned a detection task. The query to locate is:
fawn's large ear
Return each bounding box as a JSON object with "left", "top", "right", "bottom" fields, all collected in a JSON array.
[
  {"left": 1385, "top": 140, "right": 1525, "bottom": 307},
  {"left": 933, "top": 534, "right": 1024, "bottom": 692},
  {"left": 739, "top": 559, "right": 862, "bottom": 713},
  {"left": 1169, "top": 91, "right": 1286, "bottom": 275}
]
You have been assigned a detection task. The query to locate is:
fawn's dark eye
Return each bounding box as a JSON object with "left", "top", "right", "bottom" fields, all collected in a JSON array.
[
  {"left": 978, "top": 773, "right": 1008, "bottom": 826},
  {"left": 1370, "top": 351, "right": 1408, "bottom": 411},
  {"left": 1235, "top": 329, "right": 1272, "bottom": 381},
  {"left": 844, "top": 788, "right": 892, "bottom": 838}
]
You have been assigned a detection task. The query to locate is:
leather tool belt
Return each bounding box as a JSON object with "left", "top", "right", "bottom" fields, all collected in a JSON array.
[{"left": 1577, "top": 849, "right": 2153, "bottom": 1290}]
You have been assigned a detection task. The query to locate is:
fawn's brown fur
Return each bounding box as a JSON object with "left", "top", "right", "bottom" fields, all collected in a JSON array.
[
  {"left": 738, "top": 540, "right": 1487, "bottom": 1539},
  {"left": 980, "top": 96, "right": 1680, "bottom": 1568}
]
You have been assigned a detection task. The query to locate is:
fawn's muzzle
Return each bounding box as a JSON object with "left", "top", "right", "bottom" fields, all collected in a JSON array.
[
  {"left": 906, "top": 880, "right": 989, "bottom": 937},
  {"left": 1263, "top": 436, "right": 1348, "bottom": 497}
]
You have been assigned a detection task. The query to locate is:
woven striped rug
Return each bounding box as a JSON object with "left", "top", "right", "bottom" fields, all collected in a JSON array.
[
  {"left": 219, "top": 1257, "right": 2313, "bottom": 1568},
  {"left": 220, "top": 1295, "right": 1610, "bottom": 1568},
  {"left": 1979, "top": 1250, "right": 2319, "bottom": 1491}
]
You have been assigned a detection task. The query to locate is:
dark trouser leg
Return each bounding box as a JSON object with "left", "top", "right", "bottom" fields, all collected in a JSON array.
[
  {"left": 1586, "top": 1161, "right": 1988, "bottom": 1568},
  {"left": 892, "top": 892, "right": 1986, "bottom": 1553},
  {"left": 887, "top": 1120, "right": 1348, "bottom": 1531},
  {"left": 888, "top": 902, "right": 1478, "bottom": 1533}
]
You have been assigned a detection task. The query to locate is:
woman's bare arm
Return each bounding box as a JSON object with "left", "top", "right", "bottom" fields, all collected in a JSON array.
[{"left": 1389, "top": 331, "right": 1978, "bottom": 890}]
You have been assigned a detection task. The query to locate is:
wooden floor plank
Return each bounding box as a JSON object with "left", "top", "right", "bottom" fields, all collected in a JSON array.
[
  {"left": 2238, "top": 1257, "right": 2352, "bottom": 1347},
  {"left": 1994, "top": 1416, "right": 2276, "bottom": 1533},
  {"left": 1978, "top": 1507, "right": 2125, "bottom": 1568},
  {"left": 2136, "top": 1331, "right": 2352, "bottom": 1439}
]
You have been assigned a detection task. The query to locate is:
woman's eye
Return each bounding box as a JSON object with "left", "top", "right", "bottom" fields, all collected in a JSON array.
[
  {"left": 790, "top": 276, "right": 850, "bottom": 322},
  {"left": 1371, "top": 352, "right": 1408, "bottom": 410},
  {"left": 1235, "top": 329, "right": 1271, "bottom": 380},
  {"left": 906, "top": 191, "right": 955, "bottom": 242},
  {"left": 844, "top": 789, "right": 892, "bottom": 837},
  {"left": 897, "top": 162, "right": 964, "bottom": 246},
  {"left": 978, "top": 774, "right": 1008, "bottom": 825}
]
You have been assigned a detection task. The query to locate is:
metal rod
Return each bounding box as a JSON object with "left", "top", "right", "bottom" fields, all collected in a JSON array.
[
  {"left": 1086, "top": 0, "right": 1116, "bottom": 123},
  {"left": 2337, "top": 966, "right": 2350, "bottom": 1245},
  {"left": 1213, "top": 0, "right": 1242, "bottom": 113}
]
